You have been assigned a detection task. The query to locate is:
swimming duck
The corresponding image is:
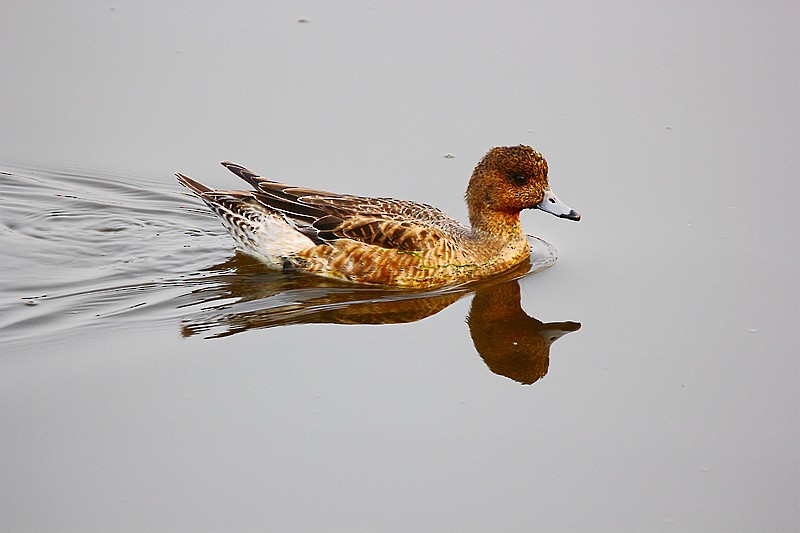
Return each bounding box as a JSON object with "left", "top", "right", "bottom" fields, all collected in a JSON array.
[{"left": 176, "top": 145, "right": 579, "bottom": 288}]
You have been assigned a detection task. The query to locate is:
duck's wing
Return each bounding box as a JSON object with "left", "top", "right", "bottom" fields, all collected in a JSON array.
[{"left": 221, "top": 161, "right": 463, "bottom": 251}]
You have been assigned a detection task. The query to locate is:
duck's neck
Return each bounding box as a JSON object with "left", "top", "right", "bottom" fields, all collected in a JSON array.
[
  {"left": 465, "top": 170, "right": 525, "bottom": 238},
  {"left": 467, "top": 201, "right": 525, "bottom": 239}
]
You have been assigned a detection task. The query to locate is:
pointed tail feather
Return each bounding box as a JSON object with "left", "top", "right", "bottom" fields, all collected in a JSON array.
[
  {"left": 176, "top": 173, "right": 213, "bottom": 196},
  {"left": 221, "top": 161, "right": 267, "bottom": 189}
]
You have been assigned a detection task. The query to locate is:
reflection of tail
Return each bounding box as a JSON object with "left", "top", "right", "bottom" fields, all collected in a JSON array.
[
  {"left": 182, "top": 288, "right": 463, "bottom": 338},
  {"left": 467, "top": 280, "right": 580, "bottom": 385}
]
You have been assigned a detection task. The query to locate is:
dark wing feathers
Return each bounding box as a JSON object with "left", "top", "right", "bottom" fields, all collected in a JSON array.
[{"left": 217, "top": 162, "right": 461, "bottom": 250}]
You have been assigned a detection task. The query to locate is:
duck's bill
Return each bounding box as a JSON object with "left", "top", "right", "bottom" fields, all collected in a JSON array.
[
  {"left": 538, "top": 321, "right": 582, "bottom": 345},
  {"left": 535, "top": 189, "right": 581, "bottom": 221}
]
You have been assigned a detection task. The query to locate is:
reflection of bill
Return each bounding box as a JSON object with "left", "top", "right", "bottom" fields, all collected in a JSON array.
[{"left": 180, "top": 253, "right": 579, "bottom": 385}]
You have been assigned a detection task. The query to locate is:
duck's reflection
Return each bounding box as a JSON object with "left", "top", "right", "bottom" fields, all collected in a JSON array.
[
  {"left": 467, "top": 281, "right": 580, "bottom": 384},
  {"left": 180, "top": 253, "right": 580, "bottom": 384}
]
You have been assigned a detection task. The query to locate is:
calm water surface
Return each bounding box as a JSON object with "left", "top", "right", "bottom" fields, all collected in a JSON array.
[{"left": 2, "top": 1, "right": 798, "bottom": 532}]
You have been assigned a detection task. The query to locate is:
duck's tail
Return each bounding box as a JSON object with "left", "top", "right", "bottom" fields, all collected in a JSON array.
[
  {"left": 175, "top": 173, "right": 213, "bottom": 196},
  {"left": 175, "top": 169, "right": 315, "bottom": 268}
]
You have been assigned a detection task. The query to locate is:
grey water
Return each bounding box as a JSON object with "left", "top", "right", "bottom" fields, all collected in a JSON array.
[{"left": 2, "top": 1, "right": 798, "bottom": 531}]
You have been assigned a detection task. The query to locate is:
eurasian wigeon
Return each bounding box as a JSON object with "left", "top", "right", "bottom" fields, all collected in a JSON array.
[{"left": 177, "top": 145, "right": 579, "bottom": 287}]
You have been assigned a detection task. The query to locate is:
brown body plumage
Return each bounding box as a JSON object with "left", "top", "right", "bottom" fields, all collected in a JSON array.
[{"left": 177, "top": 145, "right": 579, "bottom": 288}]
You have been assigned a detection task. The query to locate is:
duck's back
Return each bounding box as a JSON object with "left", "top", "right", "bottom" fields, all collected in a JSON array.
[{"left": 179, "top": 160, "right": 534, "bottom": 287}]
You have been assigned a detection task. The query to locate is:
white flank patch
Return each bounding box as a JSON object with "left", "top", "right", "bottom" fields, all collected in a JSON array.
[
  {"left": 214, "top": 205, "right": 315, "bottom": 268},
  {"left": 250, "top": 214, "right": 316, "bottom": 265}
]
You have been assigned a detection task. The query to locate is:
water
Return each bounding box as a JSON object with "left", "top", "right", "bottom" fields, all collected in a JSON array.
[{"left": 2, "top": 2, "right": 798, "bottom": 531}]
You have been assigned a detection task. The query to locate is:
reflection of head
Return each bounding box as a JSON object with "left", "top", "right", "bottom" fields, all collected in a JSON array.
[{"left": 467, "top": 280, "right": 580, "bottom": 385}]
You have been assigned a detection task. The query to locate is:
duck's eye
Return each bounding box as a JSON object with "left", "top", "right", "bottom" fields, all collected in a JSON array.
[{"left": 512, "top": 174, "right": 528, "bottom": 185}]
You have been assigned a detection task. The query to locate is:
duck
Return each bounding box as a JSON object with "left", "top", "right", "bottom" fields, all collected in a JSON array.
[{"left": 176, "top": 145, "right": 579, "bottom": 288}]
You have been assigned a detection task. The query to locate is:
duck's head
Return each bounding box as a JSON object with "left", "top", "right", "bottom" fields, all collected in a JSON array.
[{"left": 466, "top": 145, "right": 580, "bottom": 233}]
